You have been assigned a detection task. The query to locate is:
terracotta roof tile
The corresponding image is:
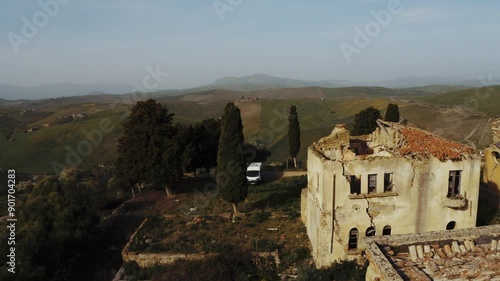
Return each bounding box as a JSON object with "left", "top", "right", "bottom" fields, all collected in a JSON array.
[{"left": 378, "top": 120, "right": 474, "bottom": 161}]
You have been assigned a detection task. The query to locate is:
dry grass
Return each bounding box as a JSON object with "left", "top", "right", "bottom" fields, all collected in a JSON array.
[{"left": 129, "top": 176, "right": 309, "bottom": 255}]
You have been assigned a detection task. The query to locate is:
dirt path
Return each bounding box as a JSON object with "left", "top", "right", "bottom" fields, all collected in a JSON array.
[{"left": 261, "top": 170, "right": 306, "bottom": 182}]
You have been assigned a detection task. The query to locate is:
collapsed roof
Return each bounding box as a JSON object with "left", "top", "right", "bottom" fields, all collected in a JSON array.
[{"left": 313, "top": 120, "right": 475, "bottom": 161}]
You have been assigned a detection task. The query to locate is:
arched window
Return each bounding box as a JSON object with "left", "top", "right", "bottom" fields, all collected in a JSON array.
[
  {"left": 383, "top": 225, "right": 392, "bottom": 236},
  {"left": 446, "top": 221, "right": 456, "bottom": 230},
  {"left": 493, "top": 151, "right": 500, "bottom": 165},
  {"left": 348, "top": 228, "right": 359, "bottom": 250},
  {"left": 366, "top": 226, "right": 376, "bottom": 237}
]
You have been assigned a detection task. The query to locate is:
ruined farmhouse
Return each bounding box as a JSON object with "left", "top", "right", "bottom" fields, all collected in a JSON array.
[
  {"left": 301, "top": 120, "right": 481, "bottom": 267},
  {"left": 483, "top": 118, "right": 500, "bottom": 207}
]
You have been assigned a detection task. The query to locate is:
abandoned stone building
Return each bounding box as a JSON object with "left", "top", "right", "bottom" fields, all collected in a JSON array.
[
  {"left": 364, "top": 224, "right": 500, "bottom": 280},
  {"left": 483, "top": 118, "right": 500, "bottom": 207},
  {"left": 301, "top": 120, "right": 481, "bottom": 267}
]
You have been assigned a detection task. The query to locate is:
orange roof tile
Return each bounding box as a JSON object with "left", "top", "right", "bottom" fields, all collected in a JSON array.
[{"left": 378, "top": 120, "right": 474, "bottom": 161}]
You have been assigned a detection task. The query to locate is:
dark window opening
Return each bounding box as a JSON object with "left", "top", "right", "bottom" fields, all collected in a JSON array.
[
  {"left": 368, "top": 174, "right": 377, "bottom": 194},
  {"left": 366, "top": 226, "right": 376, "bottom": 237},
  {"left": 348, "top": 228, "right": 359, "bottom": 250},
  {"left": 246, "top": 171, "right": 259, "bottom": 177},
  {"left": 493, "top": 151, "right": 500, "bottom": 165},
  {"left": 447, "top": 171, "right": 461, "bottom": 198},
  {"left": 446, "top": 221, "right": 456, "bottom": 230},
  {"left": 382, "top": 225, "right": 391, "bottom": 235},
  {"left": 384, "top": 173, "right": 394, "bottom": 192},
  {"left": 350, "top": 176, "right": 361, "bottom": 195}
]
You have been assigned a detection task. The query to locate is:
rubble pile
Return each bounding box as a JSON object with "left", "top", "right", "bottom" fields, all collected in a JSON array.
[{"left": 385, "top": 240, "right": 500, "bottom": 281}]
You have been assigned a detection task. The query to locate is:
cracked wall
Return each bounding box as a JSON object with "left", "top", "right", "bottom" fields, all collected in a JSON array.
[
  {"left": 483, "top": 118, "right": 500, "bottom": 207},
  {"left": 493, "top": 118, "right": 500, "bottom": 143},
  {"left": 301, "top": 146, "right": 480, "bottom": 268},
  {"left": 483, "top": 145, "right": 500, "bottom": 206}
]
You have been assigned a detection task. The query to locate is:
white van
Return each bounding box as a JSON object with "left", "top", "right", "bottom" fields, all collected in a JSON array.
[{"left": 246, "top": 162, "right": 262, "bottom": 184}]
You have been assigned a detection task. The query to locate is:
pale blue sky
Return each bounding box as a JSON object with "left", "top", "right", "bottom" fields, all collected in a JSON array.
[{"left": 1, "top": 0, "right": 499, "bottom": 88}]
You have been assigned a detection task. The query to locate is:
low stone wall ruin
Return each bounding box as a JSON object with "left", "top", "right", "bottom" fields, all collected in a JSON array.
[{"left": 121, "top": 218, "right": 281, "bottom": 268}]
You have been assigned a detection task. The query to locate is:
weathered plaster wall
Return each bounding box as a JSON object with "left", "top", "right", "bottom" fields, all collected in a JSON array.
[
  {"left": 482, "top": 118, "right": 500, "bottom": 206},
  {"left": 302, "top": 146, "right": 481, "bottom": 268},
  {"left": 483, "top": 145, "right": 500, "bottom": 205},
  {"left": 492, "top": 118, "right": 500, "bottom": 143}
]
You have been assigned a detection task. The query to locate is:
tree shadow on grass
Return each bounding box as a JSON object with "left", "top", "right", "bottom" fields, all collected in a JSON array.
[
  {"left": 298, "top": 260, "right": 368, "bottom": 281},
  {"left": 261, "top": 170, "right": 284, "bottom": 183},
  {"left": 247, "top": 176, "right": 306, "bottom": 211},
  {"left": 170, "top": 175, "right": 217, "bottom": 195}
]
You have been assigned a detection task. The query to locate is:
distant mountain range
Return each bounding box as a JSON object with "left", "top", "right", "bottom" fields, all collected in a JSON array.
[
  {"left": 207, "top": 74, "right": 494, "bottom": 91},
  {"left": 1, "top": 74, "right": 497, "bottom": 100},
  {"left": 0, "top": 83, "right": 133, "bottom": 100},
  {"left": 207, "top": 73, "right": 350, "bottom": 90}
]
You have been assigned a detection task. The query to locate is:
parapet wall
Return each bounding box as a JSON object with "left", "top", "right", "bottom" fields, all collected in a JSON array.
[{"left": 365, "top": 225, "right": 500, "bottom": 281}]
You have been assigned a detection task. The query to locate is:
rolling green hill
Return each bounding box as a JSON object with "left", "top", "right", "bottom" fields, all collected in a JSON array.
[
  {"left": 403, "top": 85, "right": 473, "bottom": 94},
  {"left": 1, "top": 85, "right": 496, "bottom": 174},
  {"left": 421, "top": 85, "right": 500, "bottom": 115}
]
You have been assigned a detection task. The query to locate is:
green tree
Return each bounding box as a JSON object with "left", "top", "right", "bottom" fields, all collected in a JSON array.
[
  {"left": 181, "top": 142, "right": 198, "bottom": 175},
  {"left": 8, "top": 173, "right": 99, "bottom": 281},
  {"left": 217, "top": 103, "right": 248, "bottom": 214},
  {"left": 115, "top": 99, "right": 180, "bottom": 197},
  {"left": 288, "top": 105, "right": 301, "bottom": 168},
  {"left": 175, "top": 119, "right": 221, "bottom": 177},
  {"left": 351, "top": 106, "right": 381, "bottom": 136},
  {"left": 194, "top": 118, "right": 221, "bottom": 174},
  {"left": 175, "top": 124, "right": 198, "bottom": 175},
  {"left": 384, "top": 103, "right": 400, "bottom": 122},
  {"left": 156, "top": 137, "right": 183, "bottom": 197}
]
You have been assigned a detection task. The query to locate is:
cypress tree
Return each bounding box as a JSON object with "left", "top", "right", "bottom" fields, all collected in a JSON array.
[
  {"left": 384, "top": 103, "right": 400, "bottom": 122},
  {"left": 351, "top": 106, "right": 381, "bottom": 136},
  {"left": 217, "top": 103, "right": 248, "bottom": 214},
  {"left": 288, "top": 105, "right": 301, "bottom": 168}
]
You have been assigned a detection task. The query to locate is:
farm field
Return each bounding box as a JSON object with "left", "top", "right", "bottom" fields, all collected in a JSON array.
[{"left": 1, "top": 85, "right": 499, "bottom": 174}]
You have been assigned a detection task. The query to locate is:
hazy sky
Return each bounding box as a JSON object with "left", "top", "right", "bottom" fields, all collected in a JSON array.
[{"left": 1, "top": 0, "right": 499, "bottom": 88}]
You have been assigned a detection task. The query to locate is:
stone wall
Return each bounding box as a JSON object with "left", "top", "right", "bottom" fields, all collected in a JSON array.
[
  {"left": 121, "top": 218, "right": 281, "bottom": 268},
  {"left": 483, "top": 118, "right": 500, "bottom": 207},
  {"left": 493, "top": 118, "right": 500, "bottom": 143}
]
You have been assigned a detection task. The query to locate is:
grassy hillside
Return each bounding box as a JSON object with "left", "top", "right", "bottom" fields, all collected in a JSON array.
[
  {"left": 0, "top": 99, "right": 228, "bottom": 174},
  {"left": 421, "top": 85, "right": 500, "bottom": 115},
  {"left": 159, "top": 85, "right": 433, "bottom": 103},
  {"left": 404, "top": 85, "right": 473, "bottom": 94},
  {"left": 1, "top": 85, "right": 496, "bottom": 174},
  {"left": 252, "top": 98, "right": 393, "bottom": 162}
]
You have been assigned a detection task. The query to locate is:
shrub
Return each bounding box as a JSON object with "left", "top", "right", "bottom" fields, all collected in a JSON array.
[
  {"left": 281, "top": 247, "right": 311, "bottom": 268},
  {"left": 251, "top": 212, "right": 271, "bottom": 223},
  {"left": 151, "top": 251, "right": 278, "bottom": 281}
]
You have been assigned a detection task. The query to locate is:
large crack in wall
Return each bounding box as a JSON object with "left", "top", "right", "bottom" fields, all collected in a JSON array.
[
  {"left": 333, "top": 211, "right": 343, "bottom": 245},
  {"left": 363, "top": 195, "right": 375, "bottom": 228}
]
